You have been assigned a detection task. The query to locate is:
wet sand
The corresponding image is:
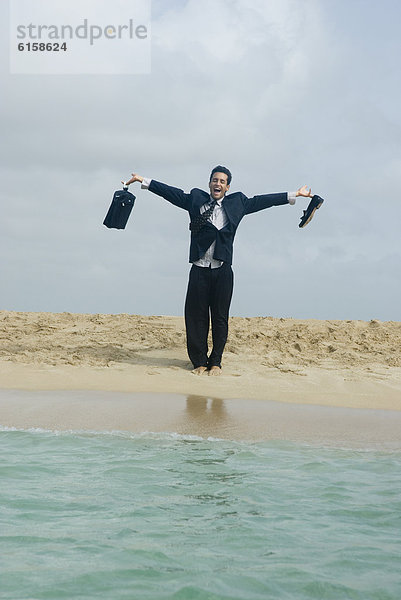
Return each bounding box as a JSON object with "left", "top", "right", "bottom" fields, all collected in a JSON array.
[{"left": 1, "top": 389, "right": 401, "bottom": 450}]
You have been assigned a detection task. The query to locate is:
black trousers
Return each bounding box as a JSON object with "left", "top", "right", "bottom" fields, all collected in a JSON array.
[{"left": 184, "top": 263, "right": 234, "bottom": 369}]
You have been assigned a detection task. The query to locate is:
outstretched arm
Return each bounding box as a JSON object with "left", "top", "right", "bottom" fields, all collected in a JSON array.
[
  {"left": 243, "top": 184, "right": 314, "bottom": 215},
  {"left": 121, "top": 172, "right": 190, "bottom": 210}
]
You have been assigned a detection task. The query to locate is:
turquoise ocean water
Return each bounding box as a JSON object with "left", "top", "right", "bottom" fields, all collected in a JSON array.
[{"left": 1, "top": 423, "right": 401, "bottom": 599}]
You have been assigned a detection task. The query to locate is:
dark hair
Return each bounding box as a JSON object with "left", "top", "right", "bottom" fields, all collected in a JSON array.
[{"left": 209, "top": 165, "right": 232, "bottom": 185}]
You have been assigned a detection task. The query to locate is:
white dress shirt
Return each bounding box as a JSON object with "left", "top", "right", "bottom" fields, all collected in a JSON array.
[
  {"left": 140, "top": 178, "right": 297, "bottom": 268},
  {"left": 193, "top": 198, "right": 227, "bottom": 268}
]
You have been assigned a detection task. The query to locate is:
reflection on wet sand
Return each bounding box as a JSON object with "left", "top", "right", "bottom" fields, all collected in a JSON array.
[
  {"left": 181, "top": 395, "right": 229, "bottom": 438},
  {"left": 1, "top": 389, "right": 401, "bottom": 449},
  {"left": 185, "top": 395, "right": 226, "bottom": 418}
]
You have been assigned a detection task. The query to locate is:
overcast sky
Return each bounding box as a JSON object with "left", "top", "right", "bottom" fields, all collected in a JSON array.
[{"left": 1, "top": 0, "right": 400, "bottom": 321}]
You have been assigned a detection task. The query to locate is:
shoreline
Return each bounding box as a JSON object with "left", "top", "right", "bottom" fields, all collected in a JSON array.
[
  {"left": 2, "top": 389, "right": 401, "bottom": 450},
  {"left": 1, "top": 357, "right": 401, "bottom": 411}
]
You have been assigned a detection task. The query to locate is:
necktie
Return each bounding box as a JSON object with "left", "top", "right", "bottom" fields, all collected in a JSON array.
[{"left": 189, "top": 199, "right": 217, "bottom": 235}]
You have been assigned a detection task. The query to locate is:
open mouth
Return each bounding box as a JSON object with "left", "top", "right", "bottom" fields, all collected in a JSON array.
[{"left": 213, "top": 187, "right": 221, "bottom": 194}]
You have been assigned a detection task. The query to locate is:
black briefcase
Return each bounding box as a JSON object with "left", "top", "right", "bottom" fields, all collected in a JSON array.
[{"left": 103, "top": 187, "right": 136, "bottom": 229}]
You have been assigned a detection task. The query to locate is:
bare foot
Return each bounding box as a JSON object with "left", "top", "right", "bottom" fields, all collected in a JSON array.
[
  {"left": 192, "top": 366, "right": 207, "bottom": 375},
  {"left": 208, "top": 366, "right": 221, "bottom": 376}
]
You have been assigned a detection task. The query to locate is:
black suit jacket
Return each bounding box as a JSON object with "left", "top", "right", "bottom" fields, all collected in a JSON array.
[{"left": 148, "top": 179, "right": 289, "bottom": 265}]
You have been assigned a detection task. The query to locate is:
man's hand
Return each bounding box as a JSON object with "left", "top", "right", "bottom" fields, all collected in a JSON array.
[
  {"left": 121, "top": 173, "right": 144, "bottom": 186},
  {"left": 296, "top": 185, "right": 313, "bottom": 198}
]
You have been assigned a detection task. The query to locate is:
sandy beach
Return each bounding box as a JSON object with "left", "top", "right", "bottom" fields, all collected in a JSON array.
[{"left": 1, "top": 310, "right": 400, "bottom": 407}]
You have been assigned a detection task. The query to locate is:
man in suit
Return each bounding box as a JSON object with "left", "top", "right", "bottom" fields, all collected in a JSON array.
[{"left": 123, "top": 166, "right": 313, "bottom": 375}]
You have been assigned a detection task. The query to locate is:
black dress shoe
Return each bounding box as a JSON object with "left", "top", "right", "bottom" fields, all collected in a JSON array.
[{"left": 299, "top": 195, "right": 324, "bottom": 228}]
